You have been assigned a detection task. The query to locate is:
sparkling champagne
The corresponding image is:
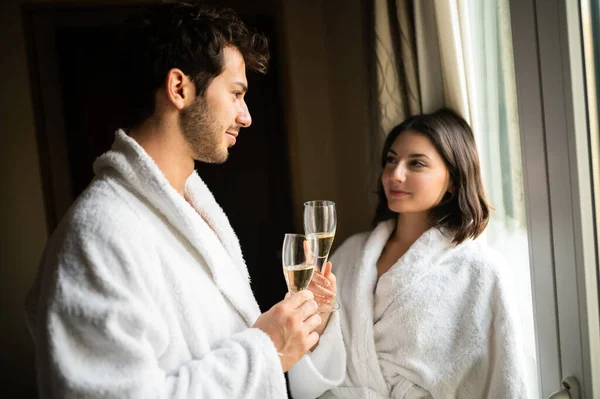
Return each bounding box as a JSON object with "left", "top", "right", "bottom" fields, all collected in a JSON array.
[
  {"left": 316, "top": 232, "right": 335, "bottom": 270},
  {"left": 284, "top": 264, "right": 315, "bottom": 293}
]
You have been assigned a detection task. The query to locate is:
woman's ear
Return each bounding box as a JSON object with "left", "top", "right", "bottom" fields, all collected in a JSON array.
[
  {"left": 164, "top": 68, "right": 196, "bottom": 110},
  {"left": 446, "top": 179, "right": 455, "bottom": 196}
]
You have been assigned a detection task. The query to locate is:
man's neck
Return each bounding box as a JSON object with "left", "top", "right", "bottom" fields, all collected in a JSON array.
[{"left": 128, "top": 117, "right": 194, "bottom": 197}]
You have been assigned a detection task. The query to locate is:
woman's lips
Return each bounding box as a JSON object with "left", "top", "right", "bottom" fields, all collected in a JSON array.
[{"left": 389, "top": 189, "right": 411, "bottom": 198}]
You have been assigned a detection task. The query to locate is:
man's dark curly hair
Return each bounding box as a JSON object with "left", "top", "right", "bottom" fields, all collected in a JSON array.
[{"left": 120, "top": 1, "right": 269, "bottom": 128}]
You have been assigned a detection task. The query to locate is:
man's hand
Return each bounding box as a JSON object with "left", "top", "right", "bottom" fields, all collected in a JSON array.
[{"left": 253, "top": 290, "right": 321, "bottom": 372}]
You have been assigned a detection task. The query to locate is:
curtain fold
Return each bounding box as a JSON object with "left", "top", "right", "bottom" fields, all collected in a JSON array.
[
  {"left": 414, "top": 0, "right": 444, "bottom": 113},
  {"left": 373, "top": 0, "right": 421, "bottom": 138}
]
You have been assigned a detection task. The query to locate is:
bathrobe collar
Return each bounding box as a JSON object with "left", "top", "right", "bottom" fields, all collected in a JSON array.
[{"left": 93, "top": 129, "right": 260, "bottom": 326}]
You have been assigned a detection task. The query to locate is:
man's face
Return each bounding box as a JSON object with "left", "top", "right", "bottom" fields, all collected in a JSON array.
[{"left": 180, "top": 46, "right": 251, "bottom": 164}]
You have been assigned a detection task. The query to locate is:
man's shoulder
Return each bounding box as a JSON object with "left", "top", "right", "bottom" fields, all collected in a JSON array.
[
  {"left": 54, "top": 176, "right": 147, "bottom": 243},
  {"left": 34, "top": 177, "right": 154, "bottom": 306}
]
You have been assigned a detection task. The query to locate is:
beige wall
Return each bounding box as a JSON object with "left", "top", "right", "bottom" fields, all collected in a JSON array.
[
  {"left": 322, "top": 0, "right": 375, "bottom": 240},
  {"left": 279, "top": 0, "right": 374, "bottom": 245},
  {"left": 0, "top": 0, "right": 373, "bottom": 395}
]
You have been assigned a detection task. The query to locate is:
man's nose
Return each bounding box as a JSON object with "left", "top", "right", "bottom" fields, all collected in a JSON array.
[{"left": 236, "top": 101, "right": 252, "bottom": 128}]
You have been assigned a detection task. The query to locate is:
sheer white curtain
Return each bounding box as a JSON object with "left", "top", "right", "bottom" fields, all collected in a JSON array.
[{"left": 374, "top": 1, "right": 537, "bottom": 397}]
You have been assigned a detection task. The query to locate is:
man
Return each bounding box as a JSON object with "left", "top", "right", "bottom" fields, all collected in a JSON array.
[{"left": 25, "top": 2, "right": 326, "bottom": 397}]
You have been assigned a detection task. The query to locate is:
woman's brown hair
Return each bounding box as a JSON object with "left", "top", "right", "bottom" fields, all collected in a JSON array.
[{"left": 373, "top": 108, "right": 491, "bottom": 244}]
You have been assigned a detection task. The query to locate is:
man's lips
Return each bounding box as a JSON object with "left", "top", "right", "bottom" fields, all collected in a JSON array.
[{"left": 226, "top": 131, "right": 238, "bottom": 145}]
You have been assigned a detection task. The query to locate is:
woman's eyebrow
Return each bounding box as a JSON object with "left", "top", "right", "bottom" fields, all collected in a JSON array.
[{"left": 408, "top": 153, "right": 432, "bottom": 160}]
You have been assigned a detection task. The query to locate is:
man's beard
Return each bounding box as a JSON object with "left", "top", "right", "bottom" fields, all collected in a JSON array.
[{"left": 180, "top": 95, "right": 228, "bottom": 164}]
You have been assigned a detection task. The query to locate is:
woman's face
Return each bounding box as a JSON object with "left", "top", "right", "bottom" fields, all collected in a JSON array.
[{"left": 381, "top": 130, "right": 452, "bottom": 216}]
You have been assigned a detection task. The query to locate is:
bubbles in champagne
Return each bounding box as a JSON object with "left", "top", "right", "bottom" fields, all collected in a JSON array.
[
  {"left": 316, "top": 232, "right": 335, "bottom": 257},
  {"left": 283, "top": 265, "right": 315, "bottom": 293}
]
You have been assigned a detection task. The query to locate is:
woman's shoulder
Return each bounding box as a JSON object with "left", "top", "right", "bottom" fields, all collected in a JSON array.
[
  {"left": 337, "top": 220, "right": 394, "bottom": 251},
  {"left": 331, "top": 220, "right": 395, "bottom": 264},
  {"left": 331, "top": 231, "right": 370, "bottom": 258},
  {"left": 342, "top": 230, "right": 372, "bottom": 247},
  {"left": 450, "top": 238, "right": 513, "bottom": 282}
]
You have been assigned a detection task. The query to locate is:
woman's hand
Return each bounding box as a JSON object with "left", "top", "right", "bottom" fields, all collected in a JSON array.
[{"left": 307, "top": 261, "right": 337, "bottom": 336}]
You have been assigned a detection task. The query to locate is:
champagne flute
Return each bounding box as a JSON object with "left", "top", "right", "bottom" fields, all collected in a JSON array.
[
  {"left": 303, "top": 200, "right": 336, "bottom": 271},
  {"left": 304, "top": 200, "right": 339, "bottom": 312},
  {"left": 282, "top": 233, "right": 319, "bottom": 294}
]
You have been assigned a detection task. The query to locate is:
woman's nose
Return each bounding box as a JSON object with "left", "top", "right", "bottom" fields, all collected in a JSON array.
[{"left": 393, "top": 164, "right": 407, "bottom": 182}]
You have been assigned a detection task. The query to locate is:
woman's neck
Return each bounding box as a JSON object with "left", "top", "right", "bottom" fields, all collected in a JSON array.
[
  {"left": 391, "top": 212, "right": 431, "bottom": 247},
  {"left": 376, "top": 212, "right": 432, "bottom": 279}
]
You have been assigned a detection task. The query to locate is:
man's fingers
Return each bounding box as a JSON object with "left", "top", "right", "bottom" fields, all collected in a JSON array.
[
  {"left": 298, "top": 298, "right": 319, "bottom": 320},
  {"left": 286, "top": 289, "right": 314, "bottom": 308},
  {"left": 304, "top": 313, "right": 322, "bottom": 330},
  {"left": 306, "top": 331, "right": 320, "bottom": 349}
]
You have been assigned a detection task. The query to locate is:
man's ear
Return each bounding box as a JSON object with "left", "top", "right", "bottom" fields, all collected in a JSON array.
[{"left": 164, "top": 68, "right": 196, "bottom": 110}]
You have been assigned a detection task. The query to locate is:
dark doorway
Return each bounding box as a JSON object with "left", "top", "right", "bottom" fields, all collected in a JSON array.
[
  {"left": 20, "top": 3, "right": 296, "bottom": 398},
  {"left": 26, "top": 3, "right": 292, "bottom": 314}
]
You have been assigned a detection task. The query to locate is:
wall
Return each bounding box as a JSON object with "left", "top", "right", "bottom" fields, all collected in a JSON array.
[
  {"left": 278, "top": 0, "right": 373, "bottom": 245},
  {"left": 1, "top": 0, "right": 49, "bottom": 396},
  {"left": 0, "top": 0, "right": 372, "bottom": 396},
  {"left": 322, "top": 0, "right": 374, "bottom": 240}
]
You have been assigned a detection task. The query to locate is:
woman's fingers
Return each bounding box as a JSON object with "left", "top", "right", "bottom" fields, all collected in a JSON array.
[
  {"left": 311, "top": 270, "right": 331, "bottom": 287},
  {"left": 322, "top": 262, "right": 336, "bottom": 288},
  {"left": 308, "top": 280, "right": 335, "bottom": 299},
  {"left": 322, "top": 261, "right": 332, "bottom": 277}
]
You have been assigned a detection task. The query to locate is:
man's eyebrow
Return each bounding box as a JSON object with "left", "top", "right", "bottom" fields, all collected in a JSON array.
[{"left": 233, "top": 81, "right": 248, "bottom": 92}]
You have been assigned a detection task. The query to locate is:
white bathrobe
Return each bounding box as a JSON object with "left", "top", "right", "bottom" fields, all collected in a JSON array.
[
  {"left": 25, "top": 130, "right": 287, "bottom": 398},
  {"left": 290, "top": 220, "right": 528, "bottom": 399}
]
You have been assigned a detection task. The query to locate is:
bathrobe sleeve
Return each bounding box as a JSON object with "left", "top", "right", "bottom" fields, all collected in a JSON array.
[
  {"left": 287, "top": 310, "right": 347, "bottom": 399},
  {"left": 37, "top": 221, "right": 284, "bottom": 399}
]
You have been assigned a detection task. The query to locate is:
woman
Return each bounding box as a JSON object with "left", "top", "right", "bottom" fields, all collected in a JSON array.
[{"left": 289, "top": 108, "right": 528, "bottom": 398}]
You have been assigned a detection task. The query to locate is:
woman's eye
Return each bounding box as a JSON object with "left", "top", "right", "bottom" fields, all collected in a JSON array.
[
  {"left": 410, "top": 160, "right": 426, "bottom": 168},
  {"left": 385, "top": 156, "right": 397, "bottom": 164},
  {"left": 233, "top": 92, "right": 242, "bottom": 98}
]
